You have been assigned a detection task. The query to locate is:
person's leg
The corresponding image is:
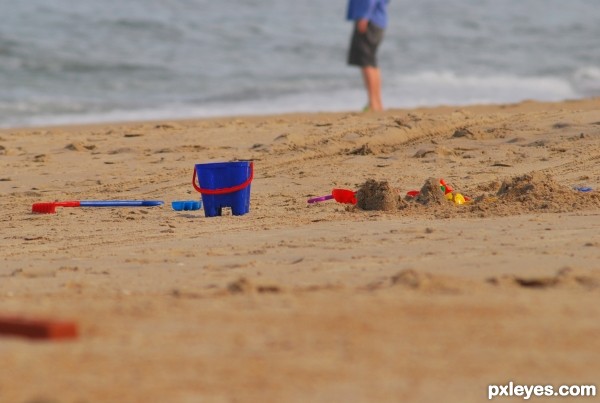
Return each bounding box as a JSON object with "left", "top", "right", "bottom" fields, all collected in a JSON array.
[{"left": 361, "top": 66, "right": 383, "bottom": 111}]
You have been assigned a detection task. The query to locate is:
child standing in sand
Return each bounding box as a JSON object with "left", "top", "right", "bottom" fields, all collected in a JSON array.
[{"left": 347, "top": 0, "right": 389, "bottom": 112}]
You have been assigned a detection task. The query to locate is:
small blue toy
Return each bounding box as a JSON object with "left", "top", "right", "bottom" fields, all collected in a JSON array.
[{"left": 172, "top": 200, "right": 202, "bottom": 211}]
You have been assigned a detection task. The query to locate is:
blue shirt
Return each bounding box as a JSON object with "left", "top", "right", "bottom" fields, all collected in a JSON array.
[{"left": 347, "top": 0, "right": 389, "bottom": 29}]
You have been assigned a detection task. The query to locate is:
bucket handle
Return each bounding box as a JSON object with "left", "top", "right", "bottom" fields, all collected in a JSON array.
[{"left": 192, "top": 162, "right": 254, "bottom": 195}]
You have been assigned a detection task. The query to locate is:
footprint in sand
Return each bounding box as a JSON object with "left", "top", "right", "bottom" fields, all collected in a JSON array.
[
  {"left": 364, "top": 269, "right": 476, "bottom": 294},
  {"left": 487, "top": 268, "right": 600, "bottom": 290},
  {"left": 65, "top": 142, "right": 96, "bottom": 151},
  {"left": 226, "top": 277, "right": 282, "bottom": 295}
]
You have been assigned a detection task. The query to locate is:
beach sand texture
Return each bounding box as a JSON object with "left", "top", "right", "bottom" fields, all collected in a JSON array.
[{"left": 1, "top": 99, "right": 599, "bottom": 402}]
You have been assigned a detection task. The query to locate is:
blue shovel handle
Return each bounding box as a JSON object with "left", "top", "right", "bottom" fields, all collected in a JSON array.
[{"left": 79, "top": 200, "right": 164, "bottom": 207}]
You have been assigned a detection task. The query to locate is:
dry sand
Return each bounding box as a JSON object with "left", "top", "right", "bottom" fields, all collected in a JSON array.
[{"left": 1, "top": 98, "right": 599, "bottom": 402}]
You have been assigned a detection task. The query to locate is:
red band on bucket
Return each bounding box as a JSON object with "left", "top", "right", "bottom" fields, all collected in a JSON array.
[{"left": 193, "top": 162, "right": 254, "bottom": 195}]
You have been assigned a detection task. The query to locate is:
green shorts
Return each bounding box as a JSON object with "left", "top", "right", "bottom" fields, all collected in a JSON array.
[{"left": 348, "top": 22, "right": 384, "bottom": 67}]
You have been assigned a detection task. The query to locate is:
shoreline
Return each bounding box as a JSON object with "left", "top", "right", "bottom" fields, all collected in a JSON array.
[{"left": 2, "top": 96, "right": 596, "bottom": 132}]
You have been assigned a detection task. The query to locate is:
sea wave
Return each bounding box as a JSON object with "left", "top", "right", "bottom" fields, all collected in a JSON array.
[
  {"left": 572, "top": 67, "right": 600, "bottom": 96},
  {"left": 386, "top": 70, "right": 578, "bottom": 107},
  {"left": 1, "top": 70, "right": 587, "bottom": 129}
]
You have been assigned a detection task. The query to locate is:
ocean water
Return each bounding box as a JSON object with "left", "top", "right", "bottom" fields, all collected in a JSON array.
[{"left": 1, "top": 0, "right": 599, "bottom": 128}]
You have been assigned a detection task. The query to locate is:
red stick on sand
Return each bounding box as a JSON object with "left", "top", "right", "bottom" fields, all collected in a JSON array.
[{"left": 0, "top": 316, "right": 78, "bottom": 340}]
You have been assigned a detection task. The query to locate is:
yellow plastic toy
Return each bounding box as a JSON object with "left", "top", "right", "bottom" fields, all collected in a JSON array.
[{"left": 453, "top": 193, "right": 466, "bottom": 205}]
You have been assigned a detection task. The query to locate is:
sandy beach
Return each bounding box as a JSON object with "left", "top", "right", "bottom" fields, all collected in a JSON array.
[{"left": 1, "top": 98, "right": 599, "bottom": 402}]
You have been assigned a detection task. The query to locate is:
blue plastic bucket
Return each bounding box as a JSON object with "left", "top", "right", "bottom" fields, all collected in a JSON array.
[{"left": 193, "top": 161, "right": 253, "bottom": 217}]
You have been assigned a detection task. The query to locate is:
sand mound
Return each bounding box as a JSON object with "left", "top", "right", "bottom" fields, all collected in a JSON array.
[
  {"left": 355, "top": 172, "right": 600, "bottom": 218},
  {"left": 477, "top": 171, "right": 600, "bottom": 215},
  {"left": 494, "top": 172, "right": 586, "bottom": 211},
  {"left": 415, "top": 177, "right": 450, "bottom": 206},
  {"left": 356, "top": 179, "right": 401, "bottom": 211}
]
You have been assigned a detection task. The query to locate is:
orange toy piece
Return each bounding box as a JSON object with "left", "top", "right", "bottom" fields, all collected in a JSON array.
[
  {"left": 439, "top": 178, "right": 453, "bottom": 194},
  {"left": 0, "top": 315, "right": 78, "bottom": 340}
]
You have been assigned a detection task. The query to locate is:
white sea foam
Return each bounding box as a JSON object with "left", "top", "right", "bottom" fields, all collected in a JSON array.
[
  {"left": 384, "top": 71, "right": 577, "bottom": 108},
  {"left": 572, "top": 67, "right": 600, "bottom": 96},
  {"left": 2, "top": 72, "right": 580, "bottom": 128}
]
